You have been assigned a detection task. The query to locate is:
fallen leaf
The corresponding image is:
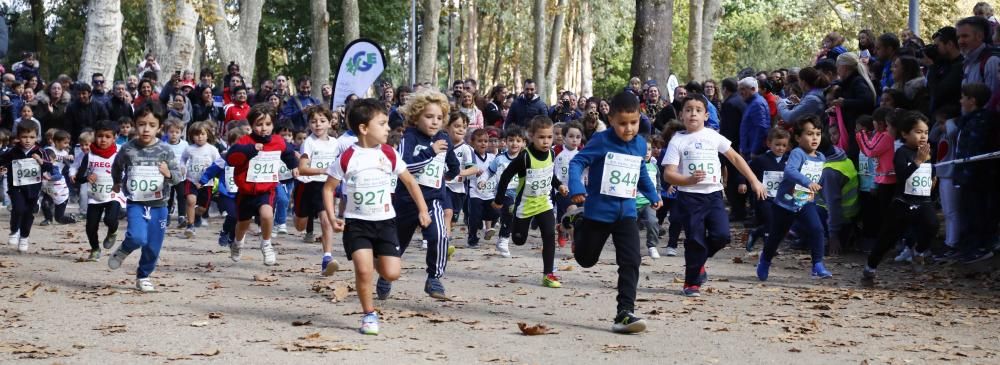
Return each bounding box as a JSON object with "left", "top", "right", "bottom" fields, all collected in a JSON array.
[
  {"left": 192, "top": 348, "right": 220, "bottom": 357},
  {"left": 208, "top": 312, "right": 224, "bottom": 319},
  {"left": 252, "top": 274, "right": 279, "bottom": 282},
  {"left": 292, "top": 320, "right": 313, "bottom": 326},
  {"left": 789, "top": 348, "right": 802, "bottom": 353},
  {"left": 558, "top": 265, "right": 575, "bottom": 271},
  {"left": 93, "top": 323, "right": 127, "bottom": 335},
  {"left": 602, "top": 344, "right": 635, "bottom": 353},
  {"left": 732, "top": 256, "right": 744, "bottom": 264},
  {"left": 517, "top": 322, "right": 555, "bottom": 336},
  {"left": 18, "top": 283, "right": 42, "bottom": 298}
]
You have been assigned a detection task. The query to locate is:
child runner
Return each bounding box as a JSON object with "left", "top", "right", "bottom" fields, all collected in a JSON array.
[
  {"left": 116, "top": 117, "right": 133, "bottom": 146},
  {"left": 107, "top": 101, "right": 183, "bottom": 292},
  {"left": 74, "top": 120, "right": 125, "bottom": 261},
  {"left": 322, "top": 99, "right": 431, "bottom": 335},
  {"left": 201, "top": 128, "right": 247, "bottom": 247},
  {"left": 226, "top": 104, "right": 300, "bottom": 266},
  {"left": 853, "top": 115, "right": 879, "bottom": 251},
  {"left": 566, "top": 92, "right": 662, "bottom": 333},
  {"left": 741, "top": 128, "right": 791, "bottom": 251},
  {"left": 295, "top": 105, "right": 342, "bottom": 275},
  {"left": 553, "top": 121, "right": 584, "bottom": 248},
  {"left": 272, "top": 121, "right": 296, "bottom": 236},
  {"left": 662, "top": 95, "right": 765, "bottom": 297},
  {"left": 445, "top": 112, "right": 477, "bottom": 227},
  {"left": 862, "top": 110, "right": 937, "bottom": 283},
  {"left": 2, "top": 123, "right": 52, "bottom": 253},
  {"left": 466, "top": 128, "right": 497, "bottom": 248},
  {"left": 69, "top": 131, "right": 95, "bottom": 219},
  {"left": 492, "top": 116, "right": 569, "bottom": 288},
  {"left": 378, "top": 90, "right": 459, "bottom": 300},
  {"left": 819, "top": 124, "right": 859, "bottom": 255},
  {"left": 656, "top": 120, "right": 686, "bottom": 257},
  {"left": 181, "top": 121, "right": 221, "bottom": 238},
  {"left": 635, "top": 140, "right": 661, "bottom": 258},
  {"left": 756, "top": 116, "right": 831, "bottom": 281},
  {"left": 40, "top": 129, "right": 76, "bottom": 225},
  {"left": 858, "top": 108, "right": 898, "bottom": 257},
  {"left": 163, "top": 118, "right": 188, "bottom": 226},
  {"left": 486, "top": 126, "right": 526, "bottom": 257}
]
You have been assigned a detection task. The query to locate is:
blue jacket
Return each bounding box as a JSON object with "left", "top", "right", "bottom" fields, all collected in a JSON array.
[
  {"left": 505, "top": 95, "right": 548, "bottom": 129},
  {"left": 774, "top": 148, "right": 826, "bottom": 212},
  {"left": 740, "top": 93, "right": 771, "bottom": 157},
  {"left": 705, "top": 94, "right": 721, "bottom": 131},
  {"left": 281, "top": 94, "right": 321, "bottom": 131},
  {"left": 200, "top": 158, "right": 236, "bottom": 198},
  {"left": 394, "top": 127, "right": 459, "bottom": 205},
  {"left": 568, "top": 130, "right": 660, "bottom": 223},
  {"left": 777, "top": 88, "right": 825, "bottom": 126}
]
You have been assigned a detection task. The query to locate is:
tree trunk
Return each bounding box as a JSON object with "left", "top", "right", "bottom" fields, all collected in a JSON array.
[
  {"left": 544, "top": 0, "right": 567, "bottom": 104},
  {"left": 342, "top": 0, "right": 360, "bottom": 44},
  {"left": 144, "top": 0, "right": 198, "bottom": 80},
  {"left": 191, "top": 22, "right": 206, "bottom": 77},
  {"left": 29, "top": 0, "right": 49, "bottom": 80},
  {"left": 79, "top": 0, "right": 123, "bottom": 83},
  {"left": 561, "top": 6, "right": 576, "bottom": 96},
  {"left": 579, "top": 0, "right": 594, "bottom": 97},
  {"left": 631, "top": 0, "right": 673, "bottom": 85},
  {"left": 416, "top": 0, "right": 441, "bottom": 84},
  {"left": 699, "top": 0, "right": 723, "bottom": 80},
  {"left": 145, "top": 0, "right": 167, "bottom": 69},
  {"left": 210, "top": 0, "right": 265, "bottom": 85},
  {"left": 687, "top": 0, "right": 705, "bottom": 82},
  {"left": 532, "top": 0, "right": 546, "bottom": 99},
  {"left": 465, "top": 0, "right": 479, "bottom": 82},
  {"left": 312, "top": 0, "right": 331, "bottom": 99},
  {"left": 491, "top": 17, "right": 503, "bottom": 86}
]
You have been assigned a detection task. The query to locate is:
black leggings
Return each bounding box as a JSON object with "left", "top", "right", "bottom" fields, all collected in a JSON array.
[
  {"left": 86, "top": 201, "right": 121, "bottom": 250},
  {"left": 511, "top": 209, "right": 556, "bottom": 274},
  {"left": 866, "top": 200, "right": 938, "bottom": 269},
  {"left": 573, "top": 217, "right": 640, "bottom": 314},
  {"left": 41, "top": 194, "right": 69, "bottom": 221}
]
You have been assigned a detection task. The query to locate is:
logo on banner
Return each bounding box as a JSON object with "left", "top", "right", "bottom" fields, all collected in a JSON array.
[{"left": 348, "top": 51, "right": 377, "bottom": 75}]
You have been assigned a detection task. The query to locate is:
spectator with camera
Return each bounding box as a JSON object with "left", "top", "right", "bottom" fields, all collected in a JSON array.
[{"left": 549, "top": 90, "right": 583, "bottom": 123}]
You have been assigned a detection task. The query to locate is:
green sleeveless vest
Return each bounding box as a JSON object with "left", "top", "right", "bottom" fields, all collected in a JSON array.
[{"left": 515, "top": 150, "right": 555, "bottom": 218}]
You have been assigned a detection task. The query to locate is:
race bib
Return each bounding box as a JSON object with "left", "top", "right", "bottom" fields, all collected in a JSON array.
[
  {"left": 12, "top": 158, "right": 41, "bottom": 187},
  {"left": 479, "top": 176, "right": 498, "bottom": 198},
  {"left": 347, "top": 170, "right": 395, "bottom": 216},
  {"left": 600, "top": 152, "right": 642, "bottom": 198},
  {"left": 415, "top": 154, "right": 445, "bottom": 188},
  {"left": 904, "top": 163, "right": 932, "bottom": 197},
  {"left": 794, "top": 160, "right": 823, "bottom": 192},
  {"left": 89, "top": 174, "right": 115, "bottom": 201},
  {"left": 858, "top": 154, "right": 876, "bottom": 192},
  {"left": 187, "top": 157, "right": 212, "bottom": 184},
  {"left": 224, "top": 166, "right": 239, "bottom": 193},
  {"left": 247, "top": 151, "right": 281, "bottom": 183},
  {"left": 127, "top": 166, "right": 165, "bottom": 202},
  {"left": 644, "top": 163, "right": 659, "bottom": 190},
  {"left": 762, "top": 171, "right": 784, "bottom": 198},
  {"left": 681, "top": 149, "right": 721, "bottom": 184},
  {"left": 523, "top": 165, "right": 553, "bottom": 197}
]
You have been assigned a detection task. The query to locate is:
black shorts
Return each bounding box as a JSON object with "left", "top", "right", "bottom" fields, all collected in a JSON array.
[
  {"left": 236, "top": 191, "right": 275, "bottom": 221},
  {"left": 343, "top": 218, "right": 400, "bottom": 260},
  {"left": 183, "top": 181, "right": 213, "bottom": 209},
  {"left": 294, "top": 181, "right": 325, "bottom": 218}
]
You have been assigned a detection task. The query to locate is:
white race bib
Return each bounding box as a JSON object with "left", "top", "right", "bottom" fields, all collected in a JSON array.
[
  {"left": 12, "top": 158, "right": 41, "bottom": 187},
  {"left": 415, "top": 154, "right": 445, "bottom": 188},
  {"left": 762, "top": 171, "right": 784, "bottom": 198},
  {"left": 278, "top": 163, "right": 293, "bottom": 180},
  {"left": 523, "top": 165, "right": 553, "bottom": 197},
  {"left": 681, "top": 149, "right": 721, "bottom": 185},
  {"left": 479, "top": 176, "right": 498, "bottom": 198},
  {"left": 794, "top": 160, "right": 823, "bottom": 192},
  {"left": 224, "top": 166, "right": 239, "bottom": 193},
  {"left": 247, "top": 151, "right": 281, "bottom": 183},
  {"left": 904, "top": 163, "right": 932, "bottom": 197},
  {"left": 347, "top": 170, "right": 395, "bottom": 216},
  {"left": 89, "top": 174, "right": 115, "bottom": 201},
  {"left": 600, "top": 152, "right": 642, "bottom": 198},
  {"left": 858, "top": 154, "right": 876, "bottom": 192},
  {"left": 127, "top": 166, "right": 165, "bottom": 202},
  {"left": 187, "top": 157, "right": 212, "bottom": 184}
]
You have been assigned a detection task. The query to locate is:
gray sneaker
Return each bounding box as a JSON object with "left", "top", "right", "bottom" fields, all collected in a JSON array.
[
  {"left": 108, "top": 249, "right": 130, "bottom": 270},
  {"left": 102, "top": 232, "right": 118, "bottom": 250},
  {"left": 230, "top": 240, "right": 243, "bottom": 262}
]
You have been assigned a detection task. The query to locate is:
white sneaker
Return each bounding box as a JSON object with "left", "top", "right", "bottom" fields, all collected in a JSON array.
[
  {"left": 894, "top": 247, "right": 913, "bottom": 263},
  {"left": 648, "top": 247, "right": 660, "bottom": 259},
  {"left": 665, "top": 247, "right": 678, "bottom": 257},
  {"left": 484, "top": 227, "right": 497, "bottom": 242},
  {"left": 230, "top": 240, "right": 243, "bottom": 262},
  {"left": 261, "top": 240, "right": 277, "bottom": 266},
  {"left": 108, "top": 249, "right": 130, "bottom": 270},
  {"left": 496, "top": 237, "right": 511, "bottom": 258},
  {"left": 8, "top": 232, "right": 18, "bottom": 246},
  {"left": 136, "top": 278, "right": 156, "bottom": 292},
  {"left": 421, "top": 240, "right": 428, "bottom": 250},
  {"left": 277, "top": 224, "right": 288, "bottom": 234},
  {"left": 16, "top": 237, "right": 28, "bottom": 253},
  {"left": 184, "top": 227, "right": 195, "bottom": 239}
]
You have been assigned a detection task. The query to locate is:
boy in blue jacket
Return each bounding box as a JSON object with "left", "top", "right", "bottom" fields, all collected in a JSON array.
[
  {"left": 200, "top": 128, "right": 246, "bottom": 247},
  {"left": 566, "top": 92, "right": 662, "bottom": 334}
]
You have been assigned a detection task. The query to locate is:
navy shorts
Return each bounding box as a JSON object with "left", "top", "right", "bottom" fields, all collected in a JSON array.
[
  {"left": 236, "top": 191, "right": 275, "bottom": 221},
  {"left": 294, "top": 181, "right": 325, "bottom": 218},
  {"left": 343, "top": 218, "right": 401, "bottom": 259}
]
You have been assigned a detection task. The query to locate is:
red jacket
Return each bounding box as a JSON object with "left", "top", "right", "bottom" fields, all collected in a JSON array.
[
  {"left": 226, "top": 133, "right": 298, "bottom": 195},
  {"left": 224, "top": 102, "right": 250, "bottom": 124}
]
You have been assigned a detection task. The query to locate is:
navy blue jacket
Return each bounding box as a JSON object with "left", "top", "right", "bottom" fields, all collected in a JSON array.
[
  {"left": 505, "top": 95, "right": 548, "bottom": 129},
  {"left": 394, "top": 127, "right": 459, "bottom": 206}
]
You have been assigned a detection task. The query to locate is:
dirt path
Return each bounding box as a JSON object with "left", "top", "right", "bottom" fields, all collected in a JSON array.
[{"left": 2, "top": 216, "right": 999, "bottom": 364}]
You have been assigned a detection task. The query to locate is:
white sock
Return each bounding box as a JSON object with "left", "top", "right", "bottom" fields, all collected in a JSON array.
[
  {"left": 323, "top": 252, "right": 332, "bottom": 257},
  {"left": 262, "top": 239, "right": 271, "bottom": 246}
]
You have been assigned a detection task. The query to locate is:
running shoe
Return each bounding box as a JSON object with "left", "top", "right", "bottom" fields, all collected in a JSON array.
[
  {"left": 861, "top": 267, "right": 877, "bottom": 287},
  {"left": 756, "top": 257, "right": 771, "bottom": 281},
  {"left": 746, "top": 230, "right": 761, "bottom": 252},
  {"left": 321, "top": 255, "right": 338, "bottom": 276},
  {"left": 496, "top": 237, "right": 511, "bottom": 257},
  {"left": 697, "top": 266, "right": 708, "bottom": 286},
  {"left": 217, "top": 231, "right": 232, "bottom": 247},
  {"left": 484, "top": 227, "right": 497, "bottom": 241},
  {"left": 230, "top": 240, "right": 243, "bottom": 262},
  {"left": 446, "top": 245, "right": 456, "bottom": 261},
  {"left": 261, "top": 240, "right": 277, "bottom": 266},
  {"left": 811, "top": 262, "right": 833, "bottom": 279},
  {"left": 87, "top": 249, "right": 101, "bottom": 262},
  {"left": 102, "top": 232, "right": 118, "bottom": 249},
  {"left": 611, "top": 310, "right": 647, "bottom": 334},
  {"left": 665, "top": 247, "right": 678, "bottom": 257},
  {"left": 8, "top": 231, "right": 18, "bottom": 246},
  {"left": 424, "top": 277, "right": 447, "bottom": 299},
  {"left": 136, "top": 278, "right": 156, "bottom": 293},
  {"left": 648, "top": 246, "right": 660, "bottom": 259},
  {"left": 542, "top": 273, "right": 562, "bottom": 288},
  {"left": 682, "top": 285, "right": 701, "bottom": 297},
  {"left": 376, "top": 277, "right": 392, "bottom": 300},
  {"left": 894, "top": 246, "right": 913, "bottom": 263},
  {"left": 360, "top": 312, "right": 379, "bottom": 335},
  {"left": 276, "top": 224, "right": 288, "bottom": 235},
  {"left": 16, "top": 237, "right": 27, "bottom": 253},
  {"left": 108, "top": 249, "right": 131, "bottom": 270}
]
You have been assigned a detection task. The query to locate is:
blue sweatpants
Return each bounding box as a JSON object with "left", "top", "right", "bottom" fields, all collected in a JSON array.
[
  {"left": 274, "top": 180, "right": 293, "bottom": 226},
  {"left": 762, "top": 202, "right": 825, "bottom": 265},
  {"left": 396, "top": 199, "right": 449, "bottom": 278},
  {"left": 677, "top": 191, "right": 731, "bottom": 286},
  {"left": 219, "top": 195, "right": 237, "bottom": 240},
  {"left": 119, "top": 204, "right": 168, "bottom": 279}
]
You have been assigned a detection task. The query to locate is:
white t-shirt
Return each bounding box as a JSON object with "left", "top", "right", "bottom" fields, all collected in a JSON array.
[
  {"left": 554, "top": 147, "right": 580, "bottom": 184},
  {"left": 336, "top": 131, "right": 359, "bottom": 155},
  {"left": 299, "top": 134, "right": 341, "bottom": 183},
  {"left": 662, "top": 128, "right": 731, "bottom": 194},
  {"left": 327, "top": 144, "right": 408, "bottom": 221},
  {"left": 167, "top": 140, "right": 189, "bottom": 168},
  {"left": 469, "top": 152, "right": 496, "bottom": 200},
  {"left": 446, "top": 143, "right": 475, "bottom": 193},
  {"left": 84, "top": 151, "right": 123, "bottom": 205},
  {"left": 181, "top": 143, "right": 221, "bottom": 184}
]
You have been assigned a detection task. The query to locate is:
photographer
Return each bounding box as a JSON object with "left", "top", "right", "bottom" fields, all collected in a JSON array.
[
  {"left": 549, "top": 90, "right": 582, "bottom": 123},
  {"left": 925, "top": 26, "right": 964, "bottom": 116}
]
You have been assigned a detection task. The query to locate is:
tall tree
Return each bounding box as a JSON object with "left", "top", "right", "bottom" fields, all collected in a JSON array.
[
  {"left": 464, "top": 0, "right": 478, "bottom": 82},
  {"left": 29, "top": 0, "right": 49, "bottom": 80},
  {"left": 209, "top": 0, "right": 265, "bottom": 84},
  {"left": 311, "top": 0, "right": 331, "bottom": 99},
  {"left": 342, "top": 0, "right": 359, "bottom": 43},
  {"left": 532, "top": 0, "right": 546, "bottom": 99},
  {"left": 416, "top": 0, "right": 441, "bottom": 84},
  {"left": 544, "top": 0, "right": 567, "bottom": 104},
  {"left": 687, "top": 0, "right": 704, "bottom": 81},
  {"left": 631, "top": 0, "right": 673, "bottom": 85},
  {"left": 145, "top": 0, "right": 199, "bottom": 78},
  {"left": 578, "top": 0, "right": 595, "bottom": 97},
  {"left": 79, "top": 0, "right": 123, "bottom": 82},
  {"left": 698, "top": 0, "right": 723, "bottom": 80}
]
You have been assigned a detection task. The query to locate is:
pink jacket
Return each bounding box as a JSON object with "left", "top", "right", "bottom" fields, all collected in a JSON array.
[{"left": 856, "top": 130, "right": 896, "bottom": 184}]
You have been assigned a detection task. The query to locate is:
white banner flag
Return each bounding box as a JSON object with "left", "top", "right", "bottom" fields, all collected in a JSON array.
[{"left": 331, "top": 39, "right": 386, "bottom": 109}]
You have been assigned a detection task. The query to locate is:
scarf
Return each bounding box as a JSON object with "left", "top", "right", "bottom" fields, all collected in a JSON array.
[{"left": 91, "top": 142, "right": 117, "bottom": 159}]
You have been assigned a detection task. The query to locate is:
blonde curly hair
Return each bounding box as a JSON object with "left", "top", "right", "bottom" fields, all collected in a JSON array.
[{"left": 398, "top": 89, "right": 451, "bottom": 127}]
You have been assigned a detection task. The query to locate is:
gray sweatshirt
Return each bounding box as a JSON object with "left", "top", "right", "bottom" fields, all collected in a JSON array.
[{"left": 111, "top": 139, "right": 183, "bottom": 207}]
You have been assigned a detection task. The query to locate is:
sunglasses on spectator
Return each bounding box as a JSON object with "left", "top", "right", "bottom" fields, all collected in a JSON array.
[{"left": 93, "top": 80, "right": 105, "bottom": 84}]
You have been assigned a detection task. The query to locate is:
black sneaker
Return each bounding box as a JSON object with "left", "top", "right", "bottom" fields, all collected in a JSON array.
[
  {"left": 861, "top": 268, "right": 876, "bottom": 287},
  {"left": 424, "top": 277, "right": 446, "bottom": 299},
  {"left": 960, "top": 249, "right": 995, "bottom": 264},
  {"left": 376, "top": 277, "right": 392, "bottom": 300},
  {"left": 39, "top": 219, "right": 52, "bottom": 226},
  {"left": 611, "top": 310, "right": 647, "bottom": 334}
]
